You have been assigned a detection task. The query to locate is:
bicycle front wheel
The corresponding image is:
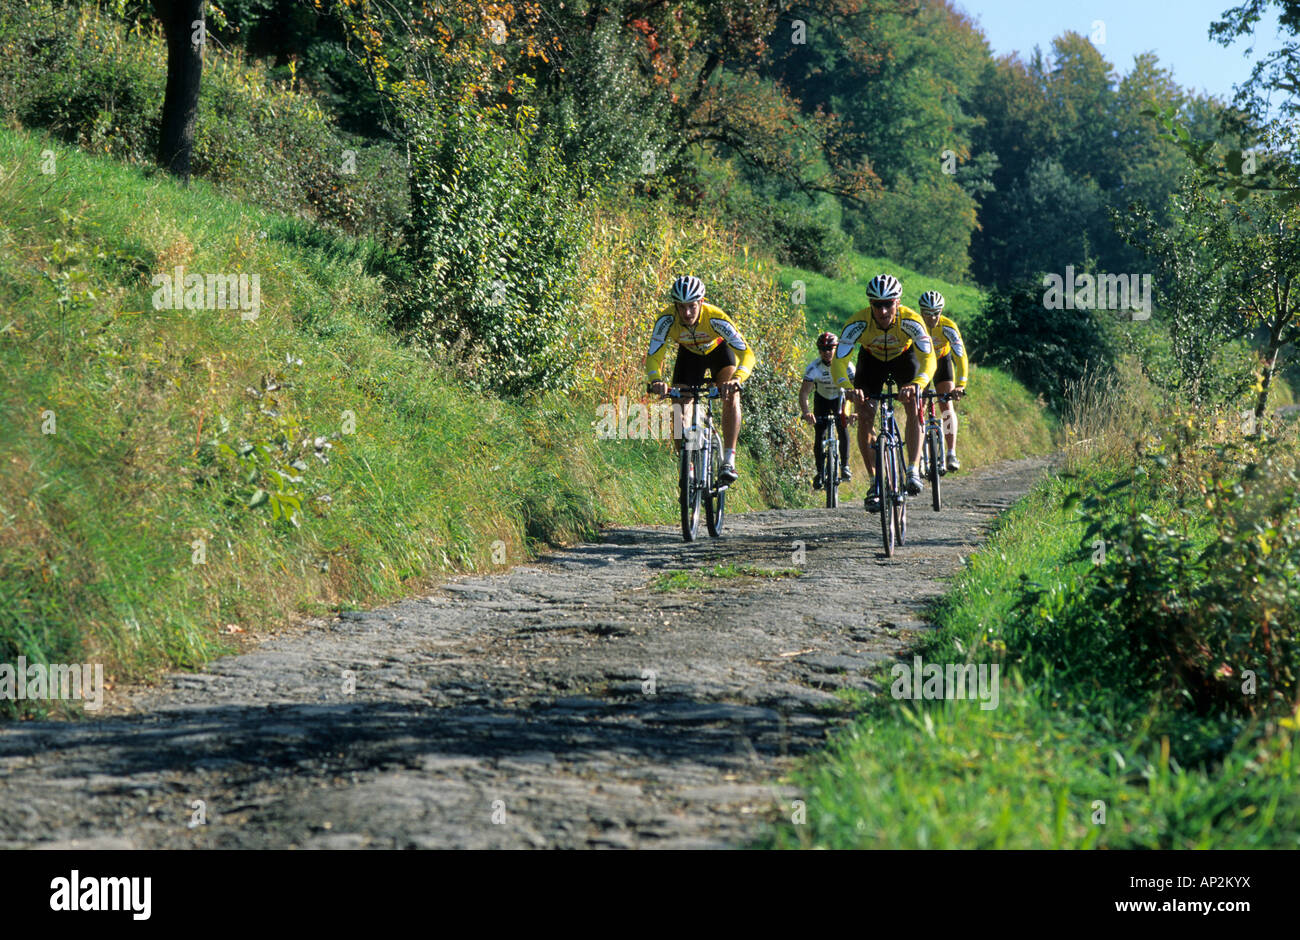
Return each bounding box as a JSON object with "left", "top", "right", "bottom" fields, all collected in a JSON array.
[
  {"left": 680, "top": 444, "right": 701, "bottom": 541},
  {"left": 927, "top": 427, "right": 942, "bottom": 512},
  {"left": 895, "top": 441, "right": 908, "bottom": 546},
  {"left": 824, "top": 430, "right": 839, "bottom": 509},
  {"left": 877, "top": 438, "right": 895, "bottom": 557}
]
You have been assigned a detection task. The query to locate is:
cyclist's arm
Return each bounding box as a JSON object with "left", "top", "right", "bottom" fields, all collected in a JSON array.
[
  {"left": 732, "top": 343, "right": 756, "bottom": 383},
  {"left": 830, "top": 317, "right": 866, "bottom": 389},
  {"left": 708, "top": 313, "right": 755, "bottom": 383},
  {"left": 900, "top": 314, "right": 936, "bottom": 389},
  {"left": 799, "top": 380, "right": 815, "bottom": 416},
  {"left": 644, "top": 313, "right": 677, "bottom": 384},
  {"left": 945, "top": 323, "right": 969, "bottom": 388}
]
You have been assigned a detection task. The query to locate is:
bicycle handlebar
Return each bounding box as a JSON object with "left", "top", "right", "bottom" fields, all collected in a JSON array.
[
  {"left": 921, "top": 389, "right": 966, "bottom": 403},
  {"left": 666, "top": 385, "right": 722, "bottom": 400}
]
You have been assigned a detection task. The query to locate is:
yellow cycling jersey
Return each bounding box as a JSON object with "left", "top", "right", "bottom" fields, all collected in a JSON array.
[
  {"left": 926, "top": 313, "right": 969, "bottom": 387},
  {"left": 644, "top": 303, "right": 756, "bottom": 383},
  {"left": 830, "top": 304, "right": 937, "bottom": 389}
]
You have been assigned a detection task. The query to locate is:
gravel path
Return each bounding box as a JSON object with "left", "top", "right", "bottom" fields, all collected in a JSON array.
[{"left": 0, "top": 456, "right": 1053, "bottom": 849}]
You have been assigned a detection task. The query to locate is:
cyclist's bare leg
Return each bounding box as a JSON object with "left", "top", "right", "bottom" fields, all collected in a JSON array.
[
  {"left": 714, "top": 364, "right": 741, "bottom": 454},
  {"left": 935, "top": 378, "right": 958, "bottom": 453},
  {"left": 904, "top": 395, "right": 922, "bottom": 468},
  {"left": 857, "top": 399, "right": 878, "bottom": 476}
]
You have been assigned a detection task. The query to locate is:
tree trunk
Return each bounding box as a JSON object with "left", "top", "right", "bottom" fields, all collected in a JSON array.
[
  {"left": 155, "top": 0, "right": 205, "bottom": 184},
  {"left": 1254, "top": 313, "right": 1286, "bottom": 424}
]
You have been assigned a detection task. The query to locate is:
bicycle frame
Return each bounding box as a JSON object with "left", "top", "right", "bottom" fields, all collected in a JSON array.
[
  {"left": 920, "top": 388, "right": 957, "bottom": 512},
  {"left": 921, "top": 389, "right": 957, "bottom": 470},
  {"left": 869, "top": 379, "right": 909, "bottom": 556},
  {"left": 667, "top": 385, "right": 725, "bottom": 540},
  {"left": 815, "top": 412, "right": 840, "bottom": 508}
]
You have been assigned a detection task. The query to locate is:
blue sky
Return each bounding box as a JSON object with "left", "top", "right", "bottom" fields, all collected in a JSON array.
[{"left": 958, "top": 0, "right": 1288, "bottom": 102}]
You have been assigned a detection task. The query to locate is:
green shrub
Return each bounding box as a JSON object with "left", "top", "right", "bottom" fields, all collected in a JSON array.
[
  {"left": 846, "top": 175, "right": 977, "bottom": 284},
  {"left": 969, "top": 276, "right": 1118, "bottom": 412},
  {"left": 398, "top": 93, "right": 591, "bottom": 398},
  {"left": 734, "top": 199, "right": 851, "bottom": 278},
  {"left": 1018, "top": 428, "right": 1300, "bottom": 720}
]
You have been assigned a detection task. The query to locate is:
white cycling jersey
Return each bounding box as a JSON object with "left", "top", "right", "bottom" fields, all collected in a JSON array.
[{"left": 804, "top": 358, "right": 855, "bottom": 400}]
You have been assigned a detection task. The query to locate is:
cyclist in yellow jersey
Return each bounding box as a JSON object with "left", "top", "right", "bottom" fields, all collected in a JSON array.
[
  {"left": 646, "top": 275, "right": 755, "bottom": 485},
  {"left": 830, "top": 273, "right": 936, "bottom": 506},
  {"left": 917, "top": 290, "right": 968, "bottom": 472}
]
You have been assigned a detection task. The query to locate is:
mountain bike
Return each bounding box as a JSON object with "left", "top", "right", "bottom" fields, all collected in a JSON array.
[
  {"left": 919, "top": 389, "right": 967, "bottom": 511},
  {"left": 920, "top": 389, "right": 955, "bottom": 512},
  {"left": 868, "top": 378, "right": 908, "bottom": 557},
  {"left": 815, "top": 411, "right": 842, "bottom": 508},
  {"left": 667, "top": 385, "right": 726, "bottom": 541}
]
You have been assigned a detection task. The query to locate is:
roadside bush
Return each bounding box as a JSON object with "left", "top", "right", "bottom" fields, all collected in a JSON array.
[
  {"left": 723, "top": 193, "right": 851, "bottom": 277},
  {"left": 397, "top": 91, "right": 591, "bottom": 398},
  {"left": 1017, "top": 422, "right": 1300, "bottom": 720},
  {"left": 847, "top": 175, "right": 977, "bottom": 284},
  {"left": 4, "top": 1, "right": 160, "bottom": 163},
  {"left": 969, "top": 276, "right": 1118, "bottom": 412},
  {"left": 540, "top": 19, "right": 672, "bottom": 193}
]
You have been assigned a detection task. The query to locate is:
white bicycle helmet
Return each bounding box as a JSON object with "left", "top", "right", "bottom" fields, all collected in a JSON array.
[
  {"left": 866, "top": 274, "right": 902, "bottom": 301},
  {"left": 918, "top": 290, "right": 945, "bottom": 313},
  {"left": 670, "top": 275, "right": 706, "bottom": 303}
]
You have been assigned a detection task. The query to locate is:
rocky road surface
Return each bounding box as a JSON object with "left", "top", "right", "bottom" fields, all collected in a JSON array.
[{"left": 0, "top": 456, "right": 1053, "bottom": 849}]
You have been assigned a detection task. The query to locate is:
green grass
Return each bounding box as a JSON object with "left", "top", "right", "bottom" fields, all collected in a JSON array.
[
  {"left": 764, "top": 473, "right": 1300, "bottom": 849},
  {"left": 650, "top": 563, "right": 801, "bottom": 591}
]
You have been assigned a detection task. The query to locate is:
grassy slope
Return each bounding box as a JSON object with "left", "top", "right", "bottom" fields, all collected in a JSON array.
[
  {"left": 781, "top": 253, "right": 1056, "bottom": 472},
  {"left": 0, "top": 127, "right": 782, "bottom": 707}
]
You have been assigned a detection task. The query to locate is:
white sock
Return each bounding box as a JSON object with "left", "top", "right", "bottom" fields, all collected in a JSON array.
[{"left": 724, "top": 448, "right": 736, "bottom": 464}]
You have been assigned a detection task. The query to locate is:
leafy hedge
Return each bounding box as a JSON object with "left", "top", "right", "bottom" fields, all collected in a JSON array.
[
  {"left": 1027, "top": 424, "right": 1300, "bottom": 721},
  {"left": 396, "top": 92, "right": 591, "bottom": 398}
]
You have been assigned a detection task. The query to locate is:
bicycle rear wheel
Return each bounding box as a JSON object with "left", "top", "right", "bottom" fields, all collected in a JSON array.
[
  {"left": 823, "top": 427, "right": 839, "bottom": 508},
  {"left": 877, "top": 438, "right": 895, "bottom": 557},
  {"left": 927, "top": 427, "right": 942, "bottom": 512},
  {"left": 679, "top": 443, "right": 701, "bottom": 541},
  {"left": 705, "top": 434, "right": 726, "bottom": 537}
]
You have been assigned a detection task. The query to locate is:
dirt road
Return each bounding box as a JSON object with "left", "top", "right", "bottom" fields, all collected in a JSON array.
[{"left": 0, "top": 456, "right": 1052, "bottom": 849}]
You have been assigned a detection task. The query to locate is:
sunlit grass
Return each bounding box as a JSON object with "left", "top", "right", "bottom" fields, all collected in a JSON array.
[{"left": 763, "top": 473, "right": 1300, "bottom": 849}]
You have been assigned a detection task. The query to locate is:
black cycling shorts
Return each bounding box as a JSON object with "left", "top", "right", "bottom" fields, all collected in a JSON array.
[
  {"left": 932, "top": 352, "right": 955, "bottom": 385},
  {"left": 812, "top": 392, "right": 846, "bottom": 418},
  {"left": 854, "top": 347, "right": 922, "bottom": 396},
  {"left": 672, "top": 343, "right": 736, "bottom": 386}
]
